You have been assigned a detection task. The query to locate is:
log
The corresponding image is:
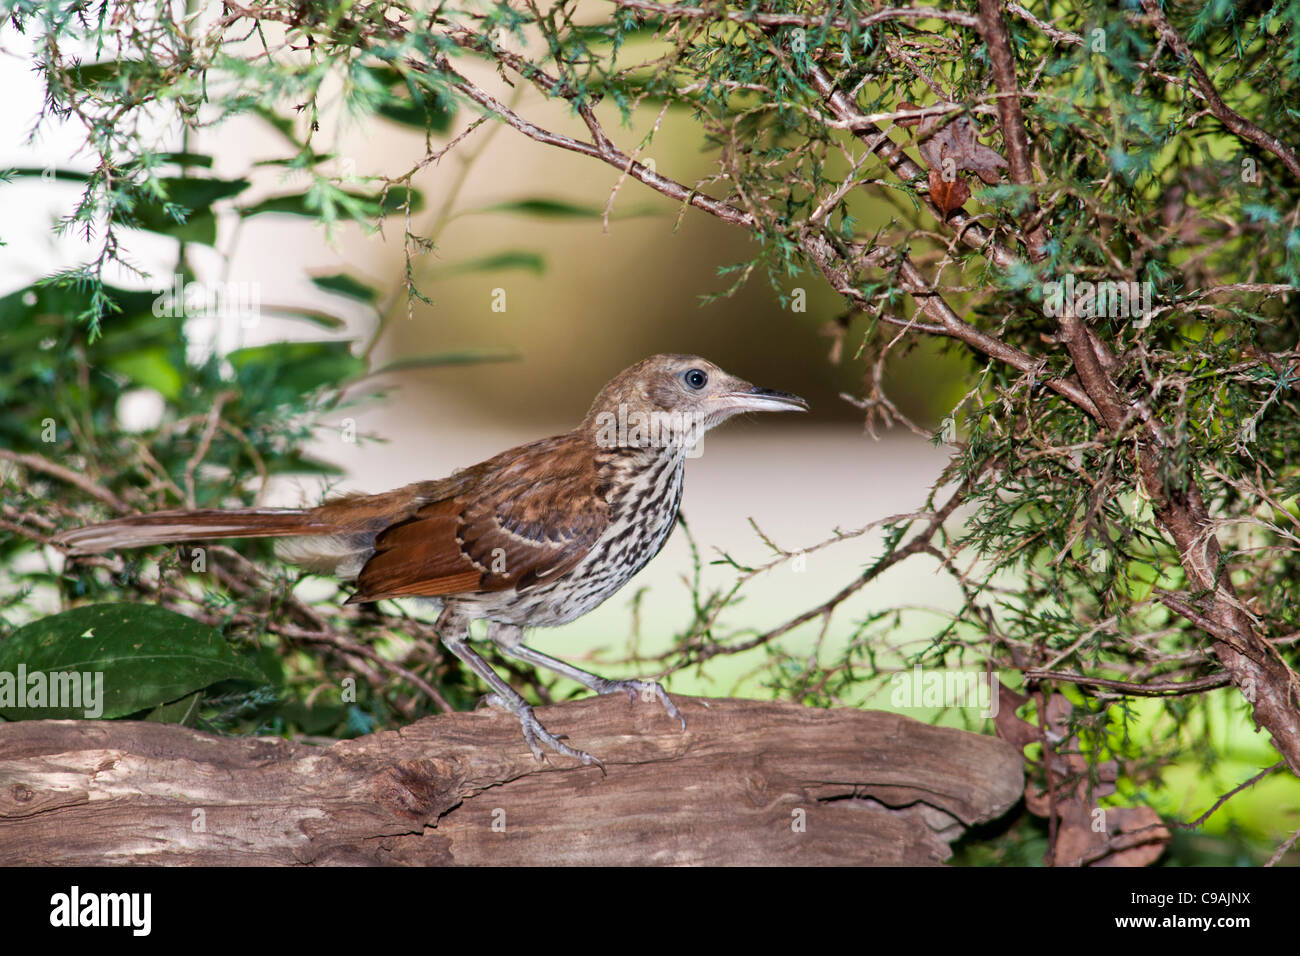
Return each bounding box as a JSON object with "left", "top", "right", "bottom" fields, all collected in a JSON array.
[{"left": 0, "top": 696, "right": 1023, "bottom": 865}]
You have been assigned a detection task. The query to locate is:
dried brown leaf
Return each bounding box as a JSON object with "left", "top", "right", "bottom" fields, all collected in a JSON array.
[
  {"left": 994, "top": 683, "right": 1040, "bottom": 750},
  {"left": 918, "top": 116, "right": 1008, "bottom": 185},
  {"left": 928, "top": 167, "right": 970, "bottom": 218},
  {"left": 896, "top": 102, "right": 924, "bottom": 127}
]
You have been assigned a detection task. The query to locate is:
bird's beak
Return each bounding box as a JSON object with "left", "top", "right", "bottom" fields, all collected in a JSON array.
[{"left": 713, "top": 380, "right": 810, "bottom": 414}]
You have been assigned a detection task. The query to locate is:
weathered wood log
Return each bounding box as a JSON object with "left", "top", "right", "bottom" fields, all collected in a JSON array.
[{"left": 0, "top": 696, "right": 1022, "bottom": 865}]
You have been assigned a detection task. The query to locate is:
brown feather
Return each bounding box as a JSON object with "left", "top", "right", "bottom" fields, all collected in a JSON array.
[
  {"left": 53, "top": 509, "right": 331, "bottom": 554},
  {"left": 347, "top": 434, "right": 608, "bottom": 604}
]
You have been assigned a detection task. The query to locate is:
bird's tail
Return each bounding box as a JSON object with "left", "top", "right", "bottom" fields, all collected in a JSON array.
[{"left": 53, "top": 509, "right": 336, "bottom": 555}]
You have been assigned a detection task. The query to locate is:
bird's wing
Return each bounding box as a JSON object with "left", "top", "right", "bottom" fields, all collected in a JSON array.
[{"left": 347, "top": 435, "right": 609, "bottom": 603}]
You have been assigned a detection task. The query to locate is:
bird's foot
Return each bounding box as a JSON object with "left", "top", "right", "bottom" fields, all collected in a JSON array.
[
  {"left": 593, "top": 678, "right": 686, "bottom": 731},
  {"left": 483, "top": 693, "right": 604, "bottom": 770}
]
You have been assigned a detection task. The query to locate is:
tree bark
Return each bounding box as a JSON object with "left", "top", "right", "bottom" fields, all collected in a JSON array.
[{"left": 0, "top": 697, "right": 1022, "bottom": 865}]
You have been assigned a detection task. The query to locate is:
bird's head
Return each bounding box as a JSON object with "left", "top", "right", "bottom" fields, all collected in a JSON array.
[{"left": 581, "top": 354, "right": 808, "bottom": 452}]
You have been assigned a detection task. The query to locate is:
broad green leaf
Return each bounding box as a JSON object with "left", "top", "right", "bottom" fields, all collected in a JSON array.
[
  {"left": 376, "top": 95, "right": 455, "bottom": 133},
  {"left": 0, "top": 603, "right": 267, "bottom": 720},
  {"left": 368, "top": 348, "right": 518, "bottom": 377},
  {"left": 226, "top": 339, "right": 366, "bottom": 406},
  {"left": 431, "top": 251, "right": 546, "bottom": 277},
  {"left": 258, "top": 306, "right": 348, "bottom": 330},
  {"left": 240, "top": 194, "right": 316, "bottom": 218},
  {"left": 241, "top": 187, "right": 423, "bottom": 219},
  {"left": 311, "top": 273, "right": 380, "bottom": 303},
  {"left": 145, "top": 690, "right": 202, "bottom": 725},
  {"left": 129, "top": 177, "right": 251, "bottom": 245},
  {"left": 141, "top": 210, "right": 218, "bottom": 245},
  {"left": 471, "top": 198, "right": 658, "bottom": 219},
  {"left": 251, "top": 152, "right": 333, "bottom": 171},
  {"left": 272, "top": 451, "right": 347, "bottom": 476},
  {"left": 104, "top": 347, "right": 184, "bottom": 400},
  {"left": 7, "top": 167, "right": 91, "bottom": 183},
  {"left": 274, "top": 700, "right": 349, "bottom": 735},
  {"left": 65, "top": 60, "right": 159, "bottom": 91},
  {"left": 353, "top": 64, "right": 456, "bottom": 133},
  {"left": 149, "top": 152, "right": 214, "bottom": 170}
]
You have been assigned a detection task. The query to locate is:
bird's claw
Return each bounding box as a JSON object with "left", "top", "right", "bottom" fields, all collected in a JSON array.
[
  {"left": 595, "top": 678, "right": 687, "bottom": 731},
  {"left": 484, "top": 693, "right": 604, "bottom": 770},
  {"left": 480, "top": 676, "right": 683, "bottom": 771}
]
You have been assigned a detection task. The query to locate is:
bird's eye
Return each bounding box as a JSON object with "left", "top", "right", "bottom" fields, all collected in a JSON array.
[{"left": 683, "top": 368, "right": 708, "bottom": 390}]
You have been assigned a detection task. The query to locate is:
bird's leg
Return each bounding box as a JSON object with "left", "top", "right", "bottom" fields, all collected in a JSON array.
[
  {"left": 436, "top": 607, "right": 601, "bottom": 767},
  {"left": 488, "top": 622, "right": 686, "bottom": 731}
]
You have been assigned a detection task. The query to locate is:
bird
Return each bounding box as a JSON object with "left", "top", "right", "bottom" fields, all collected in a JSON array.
[{"left": 55, "top": 354, "right": 809, "bottom": 765}]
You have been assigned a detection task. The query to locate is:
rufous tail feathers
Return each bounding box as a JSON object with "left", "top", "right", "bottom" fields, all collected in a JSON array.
[{"left": 53, "top": 509, "right": 333, "bottom": 555}]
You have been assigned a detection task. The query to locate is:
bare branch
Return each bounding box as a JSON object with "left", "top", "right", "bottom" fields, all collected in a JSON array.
[
  {"left": 1141, "top": 0, "right": 1300, "bottom": 180},
  {"left": 0, "top": 449, "right": 128, "bottom": 513}
]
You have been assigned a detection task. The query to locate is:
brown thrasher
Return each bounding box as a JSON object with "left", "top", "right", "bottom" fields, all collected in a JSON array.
[{"left": 56, "top": 355, "right": 808, "bottom": 764}]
